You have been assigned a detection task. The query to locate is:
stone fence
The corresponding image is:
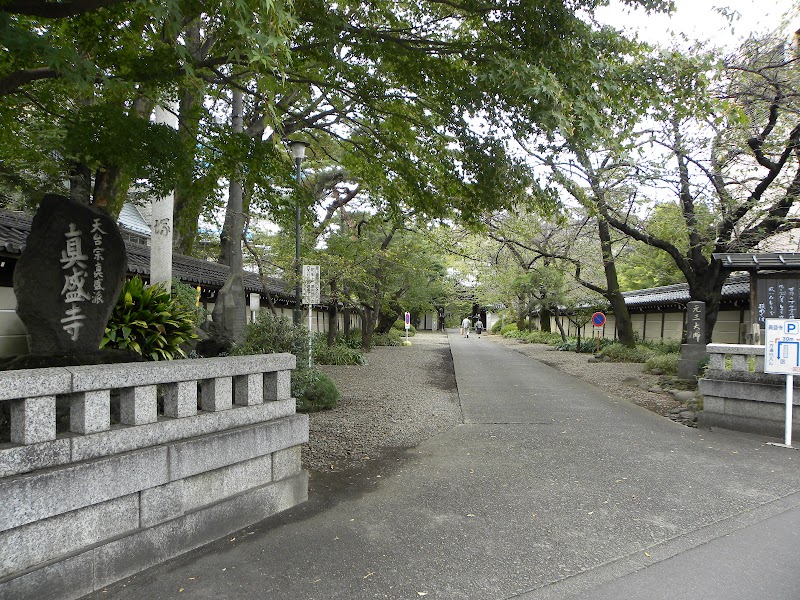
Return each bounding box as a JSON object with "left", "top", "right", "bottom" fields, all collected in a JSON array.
[
  {"left": 698, "top": 343, "right": 799, "bottom": 439},
  {"left": 0, "top": 353, "right": 308, "bottom": 600}
]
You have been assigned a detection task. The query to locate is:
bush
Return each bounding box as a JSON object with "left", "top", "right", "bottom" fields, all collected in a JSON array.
[
  {"left": 293, "top": 368, "right": 340, "bottom": 412},
  {"left": 232, "top": 311, "right": 308, "bottom": 365},
  {"left": 392, "top": 319, "right": 416, "bottom": 336},
  {"left": 500, "top": 323, "right": 519, "bottom": 336},
  {"left": 644, "top": 352, "right": 680, "bottom": 375},
  {"left": 552, "top": 337, "right": 602, "bottom": 353},
  {"left": 338, "top": 330, "right": 364, "bottom": 350},
  {"left": 521, "top": 330, "right": 563, "bottom": 345},
  {"left": 170, "top": 278, "right": 207, "bottom": 327},
  {"left": 313, "top": 335, "right": 366, "bottom": 365},
  {"left": 491, "top": 320, "right": 503, "bottom": 334},
  {"left": 374, "top": 329, "right": 403, "bottom": 346},
  {"left": 101, "top": 276, "right": 198, "bottom": 360}
]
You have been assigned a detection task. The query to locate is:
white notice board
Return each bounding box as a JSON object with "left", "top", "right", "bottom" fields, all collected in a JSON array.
[
  {"left": 765, "top": 318, "right": 800, "bottom": 374},
  {"left": 302, "top": 265, "right": 321, "bottom": 305}
]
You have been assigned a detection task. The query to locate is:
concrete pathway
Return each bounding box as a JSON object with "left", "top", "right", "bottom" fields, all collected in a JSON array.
[{"left": 84, "top": 331, "right": 800, "bottom": 599}]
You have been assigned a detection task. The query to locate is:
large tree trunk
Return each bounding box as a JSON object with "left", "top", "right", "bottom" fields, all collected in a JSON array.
[
  {"left": 211, "top": 88, "right": 246, "bottom": 343},
  {"left": 360, "top": 305, "right": 373, "bottom": 351}
]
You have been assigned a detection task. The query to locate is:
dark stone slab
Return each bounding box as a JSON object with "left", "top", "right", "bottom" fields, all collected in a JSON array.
[{"left": 13, "top": 195, "right": 127, "bottom": 355}]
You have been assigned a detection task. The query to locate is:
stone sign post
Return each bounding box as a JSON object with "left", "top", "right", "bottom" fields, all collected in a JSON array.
[
  {"left": 678, "top": 301, "right": 707, "bottom": 379},
  {"left": 13, "top": 194, "right": 127, "bottom": 355}
]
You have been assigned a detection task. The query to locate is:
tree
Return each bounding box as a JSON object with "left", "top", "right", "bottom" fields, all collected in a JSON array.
[{"left": 599, "top": 38, "right": 800, "bottom": 341}]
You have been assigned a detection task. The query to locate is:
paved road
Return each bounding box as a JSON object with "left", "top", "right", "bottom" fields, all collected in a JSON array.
[{"left": 84, "top": 331, "right": 800, "bottom": 599}]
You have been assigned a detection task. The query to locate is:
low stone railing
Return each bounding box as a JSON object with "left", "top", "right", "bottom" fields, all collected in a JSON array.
[
  {"left": 698, "top": 343, "right": 798, "bottom": 439},
  {"left": 0, "top": 354, "right": 308, "bottom": 600}
]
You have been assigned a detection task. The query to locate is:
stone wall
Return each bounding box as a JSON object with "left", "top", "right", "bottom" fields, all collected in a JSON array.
[
  {"left": 0, "top": 353, "right": 308, "bottom": 600},
  {"left": 698, "top": 343, "right": 800, "bottom": 438}
]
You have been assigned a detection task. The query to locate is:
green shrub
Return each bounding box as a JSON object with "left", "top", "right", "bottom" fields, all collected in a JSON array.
[
  {"left": 392, "top": 319, "right": 416, "bottom": 336},
  {"left": 374, "top": 329, "right": 403, "bottom": 346},
  {"left": 170, "top": 278, "right": 207, "bottom": 327},
  {"left": 640, "top": 339, "right": 682, "bottom": 354},
  {"left": 521, "top": 330, "right": 563, "bottom": 345},
  {"left": 232, "top": 311, "right": 308, "bottom": 364},
  {"left": 644, "top": 352, "right": 680, "bottom": 374},
  {"left": 500, "top": 323, "right": 519, "bottom": 336},
  {"left": 101, "top": 276, "right": 198, "bottom": 360},
  {"left": 313, "top": 335, "right": 366, "bottom": 365},
  {"left": 552, "top": 337, "right": 601, "bottom": 353},
  {"left": 598, "top": 343, "right": 654, "bottom": 363},
  {"left": 338, "top": 330, "right": 364, "bottom": 350},
  {"left": 293, "top": 368, "right": 340, "bottom": 412},
  {"left": 491, "top": 320, "right": 503, "bottom": 334}
]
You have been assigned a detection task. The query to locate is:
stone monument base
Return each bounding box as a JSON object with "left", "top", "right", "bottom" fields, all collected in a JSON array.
[{"left": 677, "top": 343, "right": 707, "bottom": 380}]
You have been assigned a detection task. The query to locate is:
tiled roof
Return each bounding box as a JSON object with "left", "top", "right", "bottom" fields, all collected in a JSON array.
[
  {"left": 0, "top": 208, "right": 292, "bottom": 298},
  {"left": 622, "top": 274, "right": 750, "bottom": 307},
  {"left": 713, "top": 252, "right": 800, "bottom": 269}
]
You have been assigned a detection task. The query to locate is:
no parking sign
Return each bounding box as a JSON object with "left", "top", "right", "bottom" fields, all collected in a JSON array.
[{"left": 591, "top": 312, "right": 606, "bottom": 328}]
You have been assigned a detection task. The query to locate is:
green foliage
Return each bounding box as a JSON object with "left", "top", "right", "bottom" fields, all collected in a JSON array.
[
  {"left": 519, "top": 330, "right": 564, "bottom": 345},
  {"left": 232, "top": 311, "right": 308, "bottom": 365},
  {"left": 312, "top": 334, "right": 366, "bottom": 365},
  {"left": 500, "top": 323, "right": 519, "bottom": 336},
  {"left": 292, "top": 368, "right": 340, "bottom": 412},
  {"left": 644, "top": 352, "right": 680, "bottom": 375},
  {"left": 491, "top": 320, "right": 503, "bottom": 333},
  {"left": 101, "top": 276, "right": 198, "bottom": 360},
  {"left": 392, "top": 319, "right": 416, "bottom": 336},
  {"left": 598, "top": 342, "right": 655, "bottom": 363},
  {"left": 373, "top": 330, "right": 403, "bottom": 346},
  {"left": 553, "top": 337, "right": 612, "bottom": 353},
  {"left": 170, "top": 278, "right": 207, "bottom": 328}
]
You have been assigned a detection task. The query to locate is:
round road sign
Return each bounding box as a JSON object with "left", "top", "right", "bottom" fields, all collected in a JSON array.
[{"left": 591, "top": 312, "right": 606, "bottom": 328}]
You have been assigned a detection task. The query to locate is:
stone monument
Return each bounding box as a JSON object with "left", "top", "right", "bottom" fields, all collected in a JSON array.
[
  {"left": 13, "top": 194, "right": 127, "bottom": 356},
  {"left": 677, "top": 301, "right": 707, "bottom": 379}
]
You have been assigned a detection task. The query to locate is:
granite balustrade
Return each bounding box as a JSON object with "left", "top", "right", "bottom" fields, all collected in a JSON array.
[{"left": 0, "top": 353, "right": 308, "bottom": 600}]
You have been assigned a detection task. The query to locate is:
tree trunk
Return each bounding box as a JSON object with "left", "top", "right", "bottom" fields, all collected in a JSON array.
[
  {"left": 540, "top": 305, "right": 552, "bottom": 332},
  {"left": 68, "top": 162, "right": 92, "bottom": 204},
  {"left": 211, "top": 88, "right": 246, "bottom": 343},
  {"left": 327, "top": 279, "right": 338, "bottom": 347},
  {"left": 360, "top": 305, "right": 373, "bottom": 351},
  {"left": 554, "top": 307, "right": 567, "bottom": 341},
  {"left": 597, "top": 209, "right": 635, "bottom": 347}
]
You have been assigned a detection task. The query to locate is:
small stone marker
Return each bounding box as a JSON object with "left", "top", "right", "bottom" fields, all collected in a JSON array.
[
  {"left": 678, "top": 301, "right": 707, "bottom": 379},
  {"left": 13, "top": 194, "right": 127, "bottom": 355}
]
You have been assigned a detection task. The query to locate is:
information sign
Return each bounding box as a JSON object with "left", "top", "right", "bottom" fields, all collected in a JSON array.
[
  {"left": 302, "top": 265, "right": 320, "bottom": 305},
  {"left": 404, "top": 311, "right": 411, "bottom": 330},
  {"left": 765, "top": 319, "right": 800, "bottom": 374}
]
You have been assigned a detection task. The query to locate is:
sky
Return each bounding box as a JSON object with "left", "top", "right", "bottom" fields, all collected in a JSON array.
[{"left": 595, "top": 0, "right": 798, "bottom": 49}]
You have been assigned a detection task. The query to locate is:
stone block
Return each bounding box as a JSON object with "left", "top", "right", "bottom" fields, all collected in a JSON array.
[
  {"left": 199, "top": 376, "right": 232, "bottom": 412},
  {"left": 70, "top": 390, "right": 111, "bottom": 434},
  {"left": 0, "top": 367, "right": 71, "bottom": 402},
  {"left": 70, "top": 399, "right": 297, "bottom": 462},
  {"left": 168, "top": 415, "right": 308, "bottom": 480},
  {"left": 273, "top": 446, "right": 302, "bottom": 480},
  {"left": 182, "top": 454, "right": 272, "bottom": 513},
  {"left": 0, "top": 446, "right": 168, "bottom": 531},
  {"left": 264, "top": 369, "right": 291, "bottom": 401},
  {"left": 140, "top": 481, "right": 184, "bottom": 527},
  {"left": 234, "top": 373, "right": 263, "bottom": 406},
  {"left": 119, "top": 384, "right": 157, "bottom": 425},
  {"left": 92, "top": 473, "right": 308, "bottom": 592},
  {"left": 0, "top": 551, "right": 94, "bottom": 600},
  {"left": 10, "top": 395, "right": 56, "bottom": 445},
  {"left": 0, "top": 495, "right": 139, "bottom": 578},
  {"left": 0, "top": 439, "right": 72, "bottom": 479},
  {"left": 163, "top": 381, "right": 197, "bottom": 419}
]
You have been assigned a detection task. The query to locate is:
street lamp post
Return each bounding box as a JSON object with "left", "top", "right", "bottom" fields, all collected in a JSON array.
[{"left": 287, "top": 140, "right": 308, "bottom": 325}]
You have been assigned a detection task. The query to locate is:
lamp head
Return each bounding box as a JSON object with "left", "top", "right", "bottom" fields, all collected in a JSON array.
[{"left": 286, "top": 139, "right": 310, "bottom": 161}]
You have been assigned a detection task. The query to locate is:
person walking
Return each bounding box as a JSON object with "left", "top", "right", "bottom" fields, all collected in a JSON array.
[
  {"left": 475, "top": 318, "right": 484, "bottom": 338},
  {"left": 461, "top": 316, "right": 471, "bottom": 338}
]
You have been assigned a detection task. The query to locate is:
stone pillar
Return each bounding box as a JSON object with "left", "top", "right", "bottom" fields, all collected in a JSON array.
[
  {"left": 150, "top": 103, "right": 178, "bottom": 293},
  {"left": 678, "top": 301, "right": 707, "bottom": 379}
]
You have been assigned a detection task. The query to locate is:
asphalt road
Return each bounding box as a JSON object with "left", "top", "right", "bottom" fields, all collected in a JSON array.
[{"left": 83, "top": 331, "right": 800, "bottom": 600}]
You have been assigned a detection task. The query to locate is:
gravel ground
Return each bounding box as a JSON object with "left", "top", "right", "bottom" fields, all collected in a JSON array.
[
  {"left": 303, "top": 331, "right": 683, "bottom": 475},
  {"left": 305, "top": 332, "right": 461, "bottom": 474}
]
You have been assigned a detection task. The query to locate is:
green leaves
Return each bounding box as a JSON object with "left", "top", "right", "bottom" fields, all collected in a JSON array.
[{"left": 101, "top": 276, "right": 199, "bottom": 361}]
